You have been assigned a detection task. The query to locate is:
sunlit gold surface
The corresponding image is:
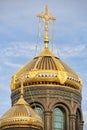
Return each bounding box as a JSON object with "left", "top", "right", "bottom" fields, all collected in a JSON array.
[
  {"left": 11, "top": 47, "right": 82, "bottom": 92},
  {"left": 0, "top": 96, "right": 43, "bottom": 130}
]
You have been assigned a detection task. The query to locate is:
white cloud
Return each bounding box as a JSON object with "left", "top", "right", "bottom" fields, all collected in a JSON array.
[
  {"left": 4, "top": 61, "right": 22, "bottom": 68},
  {"left": 58, "top": 44, "right": 87, "bottom": 59},
  {"left": 0, "top": 41, "right": 86, "bottom": 64},
  {"left": 0, "top": 42, "right": 36, "bottom": 58}
]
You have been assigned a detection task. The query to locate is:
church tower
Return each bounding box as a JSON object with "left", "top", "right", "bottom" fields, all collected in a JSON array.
[{"left": 1, "top": 6, "right": 84, "bottom": 130}]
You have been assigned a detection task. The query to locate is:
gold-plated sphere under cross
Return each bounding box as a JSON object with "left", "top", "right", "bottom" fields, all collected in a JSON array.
[{"left": 37, "top": 5, "right": 57, "bottom": 48}]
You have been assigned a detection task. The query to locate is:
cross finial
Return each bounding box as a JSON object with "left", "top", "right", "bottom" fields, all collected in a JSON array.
[{"left": 37, "top": 5, "right": 57, "bottom": 48}]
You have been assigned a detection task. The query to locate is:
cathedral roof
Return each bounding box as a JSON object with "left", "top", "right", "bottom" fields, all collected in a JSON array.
[
  {"left": 11, "top": 46, "right": 82, "bottom": 92},
  {"left": 10, "top": 5, "right": 82, "bottom": 92},
  {"left": 0, "top": 94, "right": 43, "bottom": 130}
]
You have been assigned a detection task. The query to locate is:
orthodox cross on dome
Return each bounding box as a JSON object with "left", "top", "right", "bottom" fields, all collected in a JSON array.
[{"left": 37, "top": 5, "right": 57, "bottom": 48}]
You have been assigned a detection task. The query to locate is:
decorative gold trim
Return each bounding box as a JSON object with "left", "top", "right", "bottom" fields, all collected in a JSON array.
[{"left": 58, "top": 71, "right": 67, "bottom": 84}]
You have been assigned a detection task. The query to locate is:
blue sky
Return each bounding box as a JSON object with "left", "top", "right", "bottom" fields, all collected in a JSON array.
[{"left": 0, "top": 0, "right": 87, "bottom": 129}]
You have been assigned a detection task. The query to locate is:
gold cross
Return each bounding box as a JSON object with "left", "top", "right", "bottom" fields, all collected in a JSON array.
[{"left": 37, "top": 5, "right": 57, "bottom": 48}]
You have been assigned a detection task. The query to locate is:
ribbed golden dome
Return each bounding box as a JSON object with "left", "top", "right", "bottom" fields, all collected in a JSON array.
[
  {"left": 0, "top": 95, "right": 43, "bottom": 130},
  {"left": 10, "top": 6, "right": 82, "bottom": 92},
  {"left": 11, "top": 47, "right": 82, "bottom": 92}
]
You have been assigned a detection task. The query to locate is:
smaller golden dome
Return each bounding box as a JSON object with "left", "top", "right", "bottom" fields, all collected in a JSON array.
[{"left": 0, "top": 95, "right": 43, "bottom": 130}]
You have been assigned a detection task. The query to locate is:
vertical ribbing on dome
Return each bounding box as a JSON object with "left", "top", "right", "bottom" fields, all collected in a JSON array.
[{"left": 36, "top": 56, "right": 57, "bottom": 70}]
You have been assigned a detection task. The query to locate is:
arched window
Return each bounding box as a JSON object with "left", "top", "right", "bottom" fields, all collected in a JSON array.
[
  {"left": 34, "top": 106, "right": 43, "bottom": 119},
  {"left": 53, "top": 107, "right": 65, "bottom": 130}
]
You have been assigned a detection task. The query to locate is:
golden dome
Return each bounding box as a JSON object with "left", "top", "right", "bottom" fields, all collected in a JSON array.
[
  {"left": 0, "top": 95, "right": 43, "bottom": 130},
  {"left": 10, "top": 6, "right": 82, "bottom": 92},
  {"left": 11, "top": 47, "right": 82, "bottom": 92}
]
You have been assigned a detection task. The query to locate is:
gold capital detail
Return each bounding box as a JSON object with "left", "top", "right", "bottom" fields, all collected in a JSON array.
[
  {"left": 58, "top": 71, "right": 67, "bottom": 84},
  {"left": 37, "top": 5, "right": 57, "bottom": 48}
]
